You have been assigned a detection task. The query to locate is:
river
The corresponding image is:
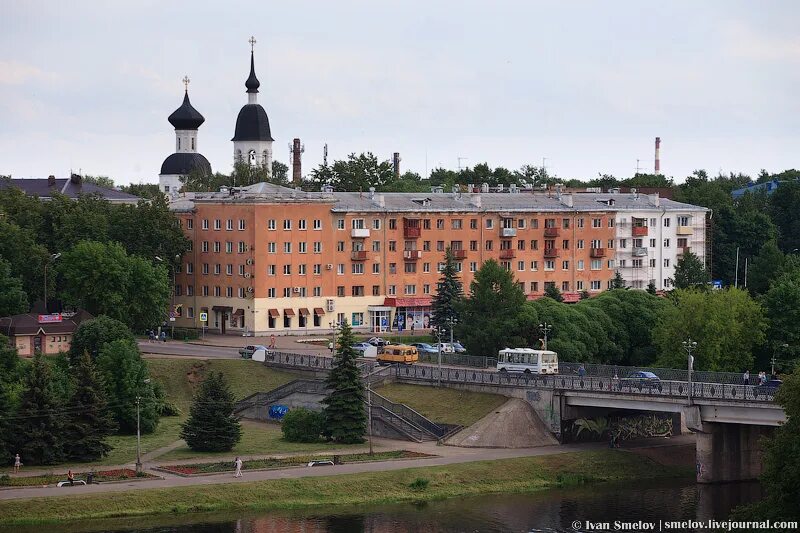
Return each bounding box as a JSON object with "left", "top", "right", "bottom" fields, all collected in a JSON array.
[{"left": 6, "top": 478, "right": 762, "bottom": 533}]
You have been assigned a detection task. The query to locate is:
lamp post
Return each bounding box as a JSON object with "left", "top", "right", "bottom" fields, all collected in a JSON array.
[
  {"left": 436, "top": 326, "right": 445, "bottom": 387},
  {"left": 367, "top": 369, "right": 374, "bottom": 455},
  {"left": 682, "top": 339, "right": 697, "bottom": 404},
  {"left": 43, "top": 253, "right": 61, "bottom": 313},
  {"left": 539, "top": 323, "right": 552, "bottom": 351},
  {"left": 445, "top": 317, "right": 458, "bottom": 347},
  {"left": 135, "top": 378, "right": 151, "bottom": 474},
  {"left": 329, "top": 321, "right": 339, "bottom": 354}
]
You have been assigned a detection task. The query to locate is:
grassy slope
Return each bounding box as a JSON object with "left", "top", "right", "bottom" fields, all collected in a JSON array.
[
  {"left": 375, "top": 383, "right": 508, "bottom": 426},
  {"left": 0, "top": 451, "right": 693, "bottom": 525}
]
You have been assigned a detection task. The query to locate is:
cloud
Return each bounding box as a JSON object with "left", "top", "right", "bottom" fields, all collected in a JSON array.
[
  {"left": 723, "top": 20, "right": 800, "bottom": 62},
  {"left": 0, "top": 60, "right": 58, "bottom": 85}
]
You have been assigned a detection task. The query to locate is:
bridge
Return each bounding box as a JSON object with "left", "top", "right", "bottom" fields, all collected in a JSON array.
[{"left": 260, "top": 351, "right": 786, "bottom": 483}]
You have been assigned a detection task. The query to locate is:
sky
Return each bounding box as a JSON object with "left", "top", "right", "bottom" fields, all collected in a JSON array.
[{"left": 1, "top": 1, "right": 798, "bottom": 186}]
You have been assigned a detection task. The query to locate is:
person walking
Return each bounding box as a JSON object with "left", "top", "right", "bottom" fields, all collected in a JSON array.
[
  {"left": 328, "top": 341, "right": 334, "bottom": 355},
  {"left": 269, "top": 334, "right": 276, "bottom": 351},
  {"left": 578, "top": 364, "right": 586, "bottom": 378},
  {"left": 743, "top": 370, "right": 750, "bottom": 386},
  {"left": 13, "top": 454, "right": 21, "bottom": 473},
  {"left": 234, "top": 456, "right": 243, "bottom": 478}
]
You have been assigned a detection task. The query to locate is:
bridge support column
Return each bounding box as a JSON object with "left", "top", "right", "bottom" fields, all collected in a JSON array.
[{"left": 695, "top": 422, "right": 772, "bottom": 483}]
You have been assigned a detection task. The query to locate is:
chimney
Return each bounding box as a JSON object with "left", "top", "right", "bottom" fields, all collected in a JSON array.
[
  {"left": 470, "top": 194, "right": 482, "bottom": 208},
  {"left": 47, "top": 175, "right": 56, "bottom": 186},
  {"left": 392, "top": 152, "right": 401, "bottom": 178},
  {"left": 70, "top": 173, "right": 82, "bottom": 185},
  {"left": 369, "top": 187, "right": 375, "bottom": 200},
  {"left": 291, "top": 138, "right": 304, "bottom": 185},
  {"left": 648, "top": 193, "right": 660, "bottom": 207},
  {"left": 377, "top": 194, "right": 385, "bottom": 208},
  {"left": 561, "top": 193, "right": 574, "bottom": 208},
  {"left": 655, "top": 137, "right": 661, "bottom": 175}
]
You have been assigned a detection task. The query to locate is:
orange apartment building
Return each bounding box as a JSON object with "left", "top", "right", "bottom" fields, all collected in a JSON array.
[{"left": 170, "top": 183, "right": 620, "bottom": 335}]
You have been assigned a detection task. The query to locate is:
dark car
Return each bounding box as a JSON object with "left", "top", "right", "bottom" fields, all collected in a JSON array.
[
  {"left": 755, "top": 378, "right": 782, "bottom": 392},
  {"left": 410, "top": 342, "right": 437, "bottom": 354},
  {"left": 622, "top": 371, "right": 660, "bottom": 385}
]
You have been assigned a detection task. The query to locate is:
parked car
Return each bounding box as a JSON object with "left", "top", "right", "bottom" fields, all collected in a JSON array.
[
  {"left": 622, "top": 371, "right": 660, "bottom": 385},
  {"left": 450, "top": 342, "right": 467, "bottom": 353},
  {"left": 239, "top": 345, "right": 268, "bottom": 359},
  {"left": 755, "top": 378, "right": 782, "bottom": 392},
  {"left": 351, "top": 342, "right": 372, "bottom": 354},
  {"left": 410, "top": 342, "right": 437, "bottom": 354},
  {"left": 367, "top": 337, "right": 388, "bottom": 347},
  {"left": 436, "top": 343, "right": 455, "bottom": 354}
]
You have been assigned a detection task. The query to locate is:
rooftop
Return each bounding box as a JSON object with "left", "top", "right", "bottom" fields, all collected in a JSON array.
[{"left": 0, "top": 175, "right": 140, "bottom": 203}]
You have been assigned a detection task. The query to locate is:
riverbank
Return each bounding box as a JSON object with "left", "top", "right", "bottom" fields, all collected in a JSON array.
[{"left": 0, "top": 449, "right": 693, "bottom": 526}]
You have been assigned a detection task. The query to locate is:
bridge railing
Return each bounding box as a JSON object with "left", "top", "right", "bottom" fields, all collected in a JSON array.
[
  {"left": 264, "top": 351, "right": 333, "bottom": 370},
  {"left": 559, "top": 362, "right": 747, "bottom": 385},
  {"left": 417, "top": 353, "right": 497, "bottom": 368}
]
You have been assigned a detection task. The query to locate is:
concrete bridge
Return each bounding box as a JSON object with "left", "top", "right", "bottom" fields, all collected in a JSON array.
[{"left": 261, "top": 352, "right": 786, "bottom": 483}]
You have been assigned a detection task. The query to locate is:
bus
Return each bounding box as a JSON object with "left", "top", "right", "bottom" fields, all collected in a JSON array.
[
  {"left": 377, "top": 344, "right": 419, "bottom": 365},
  {"left": 497, "top": 348, "right": 559, "bottom": 374}
]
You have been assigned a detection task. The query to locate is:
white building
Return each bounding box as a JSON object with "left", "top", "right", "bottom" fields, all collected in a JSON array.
[{"left": 231, "top": 47, "right": 274, "bottom": 173}]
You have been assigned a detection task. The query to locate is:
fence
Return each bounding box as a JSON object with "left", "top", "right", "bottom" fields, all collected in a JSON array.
[
  {"left": 417, "top": 352, "right": 497, "bottom": 368},
  {"left": 559, "top": 362, "right": 748, "bottom": 385}
]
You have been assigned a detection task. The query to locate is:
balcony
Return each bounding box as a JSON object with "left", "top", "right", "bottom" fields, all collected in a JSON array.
[
  {"left": 544, "top": 248, "right": 559, "bottom": 258},
  {"left": 500, "top": 227, "right": 517, "bottom": 237},
  {"left": 403, "top": 250, "right": 422, "bottom": 260},
  {"left": 499, "top": 249, "right": 515, "bottom": 259},
  {"left": 676, "top": 225, "right": 693, "bottom": 235},
  {"left": 452, "top": 249, "right": 467, "bottom": 260},
  {"left": 632, "top": 247, "right": 648, "bottom": 257},
  {"left": 677, "top": 246, "right": 691, "bottom": 256},
  {"left": 590, "top": 247, "right": 606, "bottom": 258},
  {"left": 351, "top": 228, "right": 370, "bottom": 238},
  {"left": 632, "top": 226, "right": 648, "bottom": 237},
  {"left": 351, "top": 250, "right": 367, "bottom": 261},
  {"left": 544, "top": 227, "right": 560, "bottom": 238},
  {"left": 403, "top": 226, "right": 421, "bottom": 238}
]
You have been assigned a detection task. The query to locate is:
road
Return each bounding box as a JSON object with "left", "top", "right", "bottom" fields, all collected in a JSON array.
[{"left": 139, "top": 341, "right": 239, "bottom": 359}]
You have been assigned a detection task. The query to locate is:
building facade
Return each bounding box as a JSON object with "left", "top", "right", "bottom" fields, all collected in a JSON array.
[
  {"left": 0, "top": 311, "right": 92, "bottom": 356},
  {"left": 169, "top": 185, "right": 708, "bottom": 335}
]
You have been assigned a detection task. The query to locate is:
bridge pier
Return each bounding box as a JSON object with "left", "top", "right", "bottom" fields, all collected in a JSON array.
[{"left": 694, "top": 422, "right": 772, "bottom": 483}]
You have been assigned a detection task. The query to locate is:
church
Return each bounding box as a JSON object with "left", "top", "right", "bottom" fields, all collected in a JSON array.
[{"left": 158, "top": 37, "right": 274, "bottom": 194}]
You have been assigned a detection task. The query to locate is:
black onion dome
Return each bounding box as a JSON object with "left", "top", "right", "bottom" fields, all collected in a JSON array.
[
  {"left": 231, "top": 104, "right": 274, "bottom": 141},
  {"left": 160, "top": 153, "right": 212, "bottom": 176},
  {"left": 168, "top": 91, "right": 205, "bottom": 130},
  {"left": 245, "top": 51, "right": 260, "bottom": 93}
]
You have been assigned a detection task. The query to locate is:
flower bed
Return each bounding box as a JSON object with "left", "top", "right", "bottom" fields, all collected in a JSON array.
[
  {"left": 158, "top": 450, "right": 433, "bottom": 476},
  {"left": 0, "top": 468, "right": 157, "bottom": 487}
]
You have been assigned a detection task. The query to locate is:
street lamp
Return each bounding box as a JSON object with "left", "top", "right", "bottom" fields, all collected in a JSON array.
[
  {"left": 445, "top": 317, "right": 458, "bottom": 347},
  {"left": 367, "top": 368, "right": 374, "bottom": 455},
  {"left": 135, "top": 378, "right": 151, "bottom": 474},
  {"left": 43, "top": 253, "right": 61, "bottom": 313},
  {"left": 435, "top": 326, "right": 446, "bottom": 387},
  {"left": 539, "top": 323, "right": 553, "bottom": 351},
  {"left": 329, "top": 321, "right": 339, "bottom": 355},
  {"left": 682, "top": 339, "right": 697, "bottom": 404}
]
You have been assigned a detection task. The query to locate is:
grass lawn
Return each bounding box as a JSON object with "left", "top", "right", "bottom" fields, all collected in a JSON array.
[
  {"left": 157, "top": 420, "right": 368, "bottom": 462},
  {"left": 0, "top": 450, "right": 693, "bottom": 525},
  {"left": 375, "top": 383, "right": 507, "bottom": 427}
]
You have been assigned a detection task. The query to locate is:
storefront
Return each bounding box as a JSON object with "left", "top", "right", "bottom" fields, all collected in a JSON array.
[
  {"left": 384, "top": 297, "right": 432, "bottom": 333},
  {"left": 367, "top": 306, "right": 392, "bottom": 333}
]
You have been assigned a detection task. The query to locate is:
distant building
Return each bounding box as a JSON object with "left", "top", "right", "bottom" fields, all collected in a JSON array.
[
  {"left": 0, "top": 310, "right": 93, "bottom": 356},
  {"left": 731, "top": 180, "right": 780, "bottom": 200},
  {"left": 0, "top": 174, "right": 140, "bottom": 204}
]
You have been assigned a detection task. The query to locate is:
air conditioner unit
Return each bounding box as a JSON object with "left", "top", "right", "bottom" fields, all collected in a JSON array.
[
  {"left": 326, "top": 263, "right": 333, "bottom": 270},
  {"left": 244, "top": 272, "right": 251, "bottom": 278},
  {"left": 292, "top": 287, "right": 302, "bottom": 293},
  {"left": 246, "top": 286, "right": 254, "bottom": 293},
  {"left": 326, "top": 299, "right": 335, "bottom": 312},
  {"left": 245, "top": 258, "right": 254, "bottom": 265}
]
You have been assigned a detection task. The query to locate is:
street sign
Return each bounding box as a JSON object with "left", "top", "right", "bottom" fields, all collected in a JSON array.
[
  {"left": 169, "top": 317, "right": 176, "bottom": 322},
  {"left": 712, "top": 280, "right": 723, "bottom": 289},
  {"left": 199, "top": 312, "right": 208, "bottom": 322}
]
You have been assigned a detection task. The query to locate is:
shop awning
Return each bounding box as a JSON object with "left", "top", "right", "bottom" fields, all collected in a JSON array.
[
  {"left": 212, "top": 305, "right": 233, "bottom": 312},
  {"left": 283, "top": 308, "right": 296, "bottom": 316},
  {"left": 313, "top": 307, "right": 325, "bottom": 316},
  {"left": 232, "top": 309, "right": 244, "bottom": 317},
  {"left": 298, "top": 308, "right": 310, "bottom": 316},
  {"left": 383, "top": 297, "right": 432, "bottom": 307},
  {"left": 268, "top": 309, "right": 280, "bottom": 318}
]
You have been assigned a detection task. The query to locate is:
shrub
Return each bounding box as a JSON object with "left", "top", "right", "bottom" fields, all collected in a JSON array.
[
  {"left": 409, "top": 477, "right": 429, "bottom": 491},
  {"left": 172, "top": 327, "right": 200, "bottom": 340},
  {"left": 281, "top": 408, "right": 324, "bottom": 443}
]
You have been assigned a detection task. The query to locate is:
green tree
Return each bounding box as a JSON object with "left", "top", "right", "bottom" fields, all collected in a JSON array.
[
  {"left": 0, "top": 384, "right": 12, "bottom": 463},
  {"left": 457, "top": 260, "right": 528, "bottom": 357},
  {"left": 322, "top": 320, "right": 366, "bottom": 444},
  {"left": 82, "top": 175, "right": 115, "bottom": 189},
  {"left": 653, "top": 288, "right": 765, "bottom": 371},
  {"left": 0, "top": 219, "right": 50, "bottom": 303},
  {"left": 96, "top": 340, "right": 159, "bottom": 434},
  {"left": 272, "top": 161, "right": 289, "bottom": 184},
  {"left": 309, "top": 153, "right": 394, "bottom": 192},
  {"left": 69, "top": 315, "right": 136, "bottom": 363},
  {"left": 430, "top": 248, "right": 463, "bottom": 337},
  {"left": 15, "top": 353, "right": 64, "bottom": 465},
  {"left": 0, "top": 259, "right": 28, "bottom": 316},
  {"left": 281, "top": 407, "right": 324, "bottom": 443},
  {"left": 63, "top": 352, "right": 117, "bottom": 461},
  {"left": 762, "top": 268, "right": 800, "bottom": 370},
  {"left": 180, "top": 371, "right": 242, "bottom": 452},
  {"left": 670, "top": 251, "right": 710, "bottom": 289},
  {"left": 747, "top": 240, "right": 791, "bottom": 295},
  {"left": 769, "top": 181, "right": 800, "bottom": 254},
  {"left": 119, "top": 183, "right": 163, "bottom": 199},
  {"left": 543, "top": 283, "right": 563, "bottom": 302},
  {"left": 646, "top": 280, "right": 657, "bottom": 295},
  {"left": 610, "top": 271, "right": 627, "bottom": 289},
  {"left": 0, "top": 334, "right": 21, "bottom": 386},
  {"left": 125, "top": 255, "right": 171, "bottom": 332}
]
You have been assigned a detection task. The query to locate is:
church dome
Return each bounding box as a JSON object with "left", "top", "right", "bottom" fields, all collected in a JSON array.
[
  {"left": 168, "top": 91, "right": 205, "bottom": 130},
  {"left": 231, "top": 104, "right": 274, "bottom": 142},
  {"left": 160, "top": 152, "right": 212, "bottom": 176}
]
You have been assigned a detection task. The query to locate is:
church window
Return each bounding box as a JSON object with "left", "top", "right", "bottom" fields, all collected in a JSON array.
[
  {"left": 178, "top": 138, "right": 181, "bottom": 150},
  {"left": 191, "top": 138, "right": 195, "bottom": 150},
  {"left": 248, "top": 150, "right": 256, "bottom": 166}
]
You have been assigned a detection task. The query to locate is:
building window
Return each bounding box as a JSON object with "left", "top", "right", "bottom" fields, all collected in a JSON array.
[
  {"left": 268, "top": 219, "right": 276, "bottom": 230},
  {"left": 470, "top": 262, "right": 477, "bottom": 272},
  {"left": 592, "top": 218, "right": 601, "bottom": 228},
  {"left": 470, "top": 219, "right": 478, "bottom": 229},
  {"left": 283, "top": 264, "right": 291, "bottom": 275},
  {"left": 664, "top": 258, "right": 670, "bottom": 267},
  {"left": 352, "top": 263, "right": 364, "bottom": 274},
  {"left": 591, "top": 280, "right": 601, "bottom": 290},
  {"left": 388, "top": 285, "right": 396, "bottom": 295},
  {"left": 517, "top": 261, "right": 525, "bottom": 271},
  {"left": 485, "top": 240, "right": 493, "bottom": 251},
  {"left": 352, "top": 286, "right": 364, "bottom": 297},
  {"left": 372, "top": 240, "right": 381, "bottom": 252},
  {"left": 562, "top": 260, "right": 569, "bottom": 270},
  {"left": 372, "top": 263, "right": 380, "bottom": 274},
  {"left": 562, "top": 281, "right": 570, "bottom": 291},
  {"left": 352, "top": 218, "right": 365, "bottom": 230},
  {"left": 545, "top": 260, "right": 555, "bottom": 271},
  {"left": 283, "top": 219, "right": 292, "bottom": 230},
  {"left": 530, "top": 239, "right": 538, "bottom": 250},
  {"left": 337, "top": 219, "right": 345, "bottom": 230},
  {"left": 404, "top": 284, "right": 416, "bottom": 295},
  {"left": 404, "top": 262, "right": 417, "bottom": 273},
  {"left": 389, "top": 263, "right": 397, "bottom": 274},
  {"left": 423, "top": 284, "right": 431, "bottom": 294},
  {"left": 388, "top": 219, "right": 397, "bottom": 230},
  {"left": 337, "top": 286, "right": 345, "bottom": 297},
  {"left": 485, "top": 219, "right": 494, "bottom": 229},
  {"left": 576, "top": 280, "right": 584, "bottom": 290},
  {"left": 298, "top": 264, "right": 307, "bottom": 275},
  {"left": 577, "top": 260, "right": 584, "bottom": 270},
  {"left": 664, "top": 238, "right": 670, "bottom": 248},
  {"left": 388, "top": 241, "right": 396, "bottom": 252},
  {"left": 226, "top": 287, "right": 233, "bottom": 298},
  {"left": 313, "top": 264, "right": 321, "bottom": 275},
  {"left": 423, "top": 241, "right": 431, "bottom": 251},
  {"left": 284, "top": 242, "right": 292, "bottom": 253},
  {"left": 238, "top": 241, "right": 246, "bottom": 253},
  {"left": 202, "top": 219, "right": 209, "bottom": 230},
  {"left": 313, "top": 287, "right": 321, "bottom": 297},
  {"left": 238, "top": 219, "right": 246, "bottom": 231},
  {"left": 337, "top": 264, "right": 344, "bottom": 275},
  {"left": 436, "top": 241, "right": 445, "bottom": 251},
  {"left": 226, "top": 219, "right": 233, "bottom": 231},
  {"left": 530, "top": 260, "right": 538, "bottom": 271},
  {"left": 226, "top": 241, "right": 233, "bottom": 253},
  {"left": 451, "top": 219, "right": 462, "bottom": 230},
  {"left": 663, "top": 218, "right": 671, "bottom": 227},
  {"left": 298, "top": 242, "right": 307, "bottom": 254},
  {"left": 423, "top": 262, "right": 430, "bottom": 273},
  {"left": 299, "top": 219, "right": 307, "bottom": 230},
  {"left": 372, "top": 219, "right": 381, "bottom": 230},
  {"left": 313, "top": 219, "right": 322, "bottom": 230},
  {"left": 470, "top": 240, "right": 478, "bottom": 251},
  {"left": 313, "top": 242, "right": 322, "bottom": 253},
  {"left": 591, "top": 259, "right": 601, "bottom": 270},
  {"left": 530, "top": 281, "right": 539, "bottom": 292}
]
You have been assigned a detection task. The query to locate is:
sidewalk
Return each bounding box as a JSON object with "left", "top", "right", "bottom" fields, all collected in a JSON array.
[{"left": 188, "top": 333, "right": 328, "bottom": 353}]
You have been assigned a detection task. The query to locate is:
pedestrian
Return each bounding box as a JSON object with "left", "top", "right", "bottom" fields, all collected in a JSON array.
[
  {"left": 612, "top": 372, "right": 619, "bottom": 390},
  {"left": 743, "top": 370, "right": 750, "bottom": 386},
  {"left": 67, "top": 469, "right": 75, "bottom": 486},
  {"left": 269, "top": 334, "right": 276, "bottom": 350},
  {"left": 759, "top": 371, "right": 767, "bottom": 385},
  {"left": 234, "top": 456, "right": 243, "bottom": 478},
  {"left": 13, "top": 454, "right": 21, "bottom": 473},
  {"left": 578, "top": 364, "right": 586, "bottom": 378},
  {"left": 160, "top": 331, "right": 167, "bottom": 343},
  {"left": 328, "top": 341, "right": 334, "bottom": 355}
]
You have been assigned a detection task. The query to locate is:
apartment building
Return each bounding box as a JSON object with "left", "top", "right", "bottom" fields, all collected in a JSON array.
[{"left": 169, "top": 183, "right": 707, "bottom": 334}]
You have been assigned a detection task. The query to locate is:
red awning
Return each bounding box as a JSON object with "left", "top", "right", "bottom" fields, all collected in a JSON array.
[
  {"left": 283, "top": 308, "right": 296, "bottom": 316},
  {"left": 562, "top": 292, "right": 581, "bottom": 304},
  {"left": 298, "top": 308, "right": 310, "bottom": 316},
  {"left": 383, "top": 297, "right": 432, "bottom": 307},
  {"left": 313, "top": 307, "right": 325, "bottom": 316},
  {"left": 268, "top": 309, "right": 280, "bottom": 318}
]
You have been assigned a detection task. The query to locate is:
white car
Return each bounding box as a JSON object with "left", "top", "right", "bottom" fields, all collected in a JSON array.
[
  {"left": 57, "top": 480, "right": 87, "bottom": 487},
  {"left": 436, "top": 343, "right": 455, "bottom": 354},
  {"left": 307, "top": 460, "right": 335, "bottom": 467}
]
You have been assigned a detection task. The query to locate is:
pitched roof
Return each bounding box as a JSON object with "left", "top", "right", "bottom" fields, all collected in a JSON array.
[
  {"left": 0, "top": 176, "right": 140, "bottom": 203},
  {"left": 0, "top": 310, "right": 93, "bottom": 337}
]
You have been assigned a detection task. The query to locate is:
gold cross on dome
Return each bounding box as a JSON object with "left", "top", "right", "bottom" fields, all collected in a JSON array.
[
  {"left": 249, "top": 36, "right": 256, "bottom": 51},
  {"left": 182, "top": 76, "right": 190, "bottom": 91}
]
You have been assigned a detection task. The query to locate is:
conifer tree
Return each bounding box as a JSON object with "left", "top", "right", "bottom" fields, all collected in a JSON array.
[
  {"left": 322, "top": 320, "right": 366, "bottom": 443},
  {"left": 611, "top": 271, "right": 628, "bottom": 289},
  {"left": 15, "top": 353, "right": 64, "bottom": 465},
  {"left": 63, "top": 352, "right": 117, "bottom": 461},
  {"left": 0, "top": 387, "right": 12, "bottom": 463},
  {"left": 430, "top": 247, "right": 463, "bottom": 337},
  {"left": 646, "top": 280, "right": 658, "bottom": 295},
  {"left": 543, "top": 283, "right": 563, "bottom": 302},
  {"left": 180, "top": 372, "right": 241, "bottom": 452}
]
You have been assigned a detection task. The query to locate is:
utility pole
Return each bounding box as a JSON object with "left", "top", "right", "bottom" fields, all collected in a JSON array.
[
  {"left": 539, "top": 323, "right": 552, "bottom": 351},
  {"left": 135, "top": 396, "right": 142, "bottom": 473},
  {"left": 683, "top": 339, "right": 697, "bottom": 404},
  {"left": 436, "top": 327, "right": 444, "bottom": 387},
  {"left": 367, "top": 371, "right": 373, "bottom": 455},
  {"left": 734, "top": 247, "right": 740, "bottom": 288}
]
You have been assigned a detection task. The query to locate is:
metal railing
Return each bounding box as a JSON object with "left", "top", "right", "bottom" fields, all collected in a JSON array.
[
  {"left": 370, "top": 390, "right": 446, "bottom": 438},
  {"left": 264, "top": 351, "right": 333, "bottom": 370},
  {"left": 235, "top": 379, "right": 327, "bottom": 414},
  {"left": 559, "top": 362, "right": 748, "bottom": 385},
  {"left": 417, "top": 352, "right": 497, "bottom": 368}
]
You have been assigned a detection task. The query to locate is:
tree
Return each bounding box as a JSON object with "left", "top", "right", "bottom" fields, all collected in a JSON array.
[
  {"left": 646, "top": 280, "right": 657, "bottom": 295},
  {"left": 747, "top": 241, "right": 789, "bottom": 295},
  {"left": 124, "top": 255, "right": 171, "bottom": 332},
  {"left": 180, "top": 371, "right": 241, "bottom": 452},
  {"left": 119, "top": 183, "right": 163, "bottom": 200},
  {"left": 769, "top": 180, "right": 800, "bottom": 254},
  {"left": 0, "top": 383, "right": 12, "bottom": 464},
  {"left": 430, "top": 248, "right": 463, "bottom": 337},
  {"left": 0, "top": 219, "right": 50, "bottom": 303},
  {"left": 309, "top": 153, "right": 394, "bottom": 192},
  {"left": 69, "top": 315, "right": 135, "bottom": 363},
  {"left": 457, "top": 260, "right": 528, "bottom": 357},
  {"left": 0, "top": 334, "right": 21, "bottom": 385},
  {"left": 82, "top": 175, "right": 115, "bottom": 189},
  {"left": 281, "top": 407, "right": 324, "bottom": 443},
  {"left": 272, "top": 161, "right": 289, "bottom": 184},
  {"left": 653, "top": 288, "right": 766, "bottom": 372},
  {"left": 762, "top": 268, "right": 800, "bottom": 370},
  {"left": 322, "top": 320, "right": 366, "bottom": 444},
  {"left": 543, "top": 283, "right": 563, "bottom": 302},
  {"left": 15, "top": 353, "right": 64, "bottom": 465},
  {"left": 670, "top": 251, "right": 710, "bottom": 289},
  {"left": 0, "top": 259, "right": 28, "bottom": 316},
  {"left": 610, "top": 271, "right": 627, "bottom": 289},
  {"left": 96, "top": 340, "right": 159, "bottom": 433},
  {"left": 63, "top": 352, "right": 117, "bottom": 461}
]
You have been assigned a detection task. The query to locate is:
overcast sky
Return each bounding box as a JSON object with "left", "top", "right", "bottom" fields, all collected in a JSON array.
[{"left": 1, "top": 1, "right": 798, "bottom": 186}]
